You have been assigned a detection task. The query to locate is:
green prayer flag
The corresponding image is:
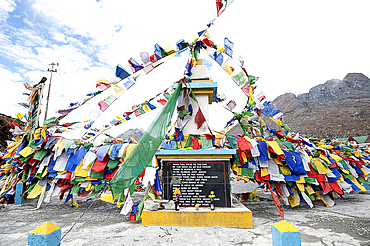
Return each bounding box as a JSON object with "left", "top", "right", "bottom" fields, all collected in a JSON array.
[
  {"left": 104, "top": 95, "right": 118, "bottom": 105},
  {"left": 109, "top": 81, "right": 184, "bottom": 198},
  {"left": 71, "top": 185, "right": 81, "bottom": 194},
  {"left": 248, "top": 75, "right": 259, "bottom": 85},
  {"left": 232, "top": 71, "right": 247, "bottom": 86},
  {"left": 107, "top": 159, "right": 120, "bottom": 171},
  {"left": 89, "top": 171, "right": 104, "bottom": 179},
  {"left": 200, "top": 137, "right": 213, "bottom": 149},
  {"left": 33, "top": 149, "right": 50, "bottom": 161}
]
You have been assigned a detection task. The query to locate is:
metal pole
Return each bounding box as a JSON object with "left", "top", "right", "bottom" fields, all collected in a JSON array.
[{"left": 44, "top": 63, "right": 58, "bottom": 121}]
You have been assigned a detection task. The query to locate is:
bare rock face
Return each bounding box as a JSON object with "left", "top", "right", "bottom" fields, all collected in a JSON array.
[
  {"left": 0, "top": 114, "right": 15, "bottom": 151},
  {"left": 272, "top": 73, "right": 370, "bottom": 139},
  {"left": 116, "top": 128, "right": 144, "bottom": 142}
]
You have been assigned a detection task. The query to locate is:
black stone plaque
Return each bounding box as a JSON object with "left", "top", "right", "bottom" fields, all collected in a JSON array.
[{"left": 161, "top": 160, "right": 231, "bottom": 207}]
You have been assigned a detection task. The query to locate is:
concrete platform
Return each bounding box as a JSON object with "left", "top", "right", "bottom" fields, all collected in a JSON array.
[{"left": 142, "top": 199, "right": 253, "bottom": 229}]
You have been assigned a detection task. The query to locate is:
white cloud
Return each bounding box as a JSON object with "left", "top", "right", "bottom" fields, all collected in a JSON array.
[{"left": 0, "top": 0, "right": 16, "bottom": 22}]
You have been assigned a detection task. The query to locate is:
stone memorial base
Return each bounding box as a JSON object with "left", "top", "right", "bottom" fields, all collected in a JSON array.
[{"left": 141, "top": 199, "right": 253, "bottom": 229}]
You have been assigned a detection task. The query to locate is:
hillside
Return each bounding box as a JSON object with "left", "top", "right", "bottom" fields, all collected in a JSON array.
[
  {"left": 271, "top": 73, "right": 370, "bottom": 139},
  {"left": 0, "top": 113, "right": 15, "bottom": 151}
]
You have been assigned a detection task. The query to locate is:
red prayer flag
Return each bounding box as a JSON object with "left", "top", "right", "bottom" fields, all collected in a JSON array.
[
  {"left": 98, "top": 101, "right": 109, "bottom": 112},
  {"left": 157, "top": 98, "right": 167, "bottom": 105},
  {"left": 194, "top": 108, "right": 206, "bottom": 129},
  {"left": 267, "top": 182, "right": 284, "bottom": 219},
  {"left": 191, "top": 138, "right": 200, "bottom": 149}
]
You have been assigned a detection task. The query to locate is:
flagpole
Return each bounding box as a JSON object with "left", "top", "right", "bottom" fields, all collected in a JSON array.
[{"left": 44, "top": 62, "right": 58, "bottom": 121}]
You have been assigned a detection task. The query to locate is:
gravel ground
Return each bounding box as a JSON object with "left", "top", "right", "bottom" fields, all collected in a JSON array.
[{"left": 0, "top": 192, "right": 369, "bottom": 246}]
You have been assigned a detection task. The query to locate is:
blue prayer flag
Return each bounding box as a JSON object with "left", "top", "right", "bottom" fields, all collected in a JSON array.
[
  {"left": 115, "top": 65, "right": 131, "bottom": 80},
  {"left": 224, "top": 37, "right": 234, "bottom": 57}
]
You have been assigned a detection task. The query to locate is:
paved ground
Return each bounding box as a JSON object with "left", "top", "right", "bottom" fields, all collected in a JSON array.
[{"left": 0, "top": 192, "right": 369, "bottom": 246}]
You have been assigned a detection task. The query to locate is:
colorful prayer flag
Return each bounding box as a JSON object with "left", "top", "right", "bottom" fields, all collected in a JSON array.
[
  {"left": 128, "top": 58, "right": 144, "bottom": 73},
  {"left": 227, "top": 100, "right": 236, "bottom": 110},
  {"left": 115, "top": 65, "right": 131, "bottom": 80}
]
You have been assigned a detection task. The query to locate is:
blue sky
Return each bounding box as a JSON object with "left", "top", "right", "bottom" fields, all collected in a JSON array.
[{"left": 1, "top": 0, "right": 369, "bottom": 133}]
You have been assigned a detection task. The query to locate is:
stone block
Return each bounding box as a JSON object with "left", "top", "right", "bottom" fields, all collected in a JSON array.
[
  {"left": 163, "top": 200, "right": 175, "bottom": 210},
  {"left": 272, "top": 220, "right": 301, "bottom": 246},
  {"left": 14, "top": 182, "right": 24, "bottom": 205},
  {"left": 28, "top": 222, "right": 61, "bottom": 246},
  {"left": 144, "top": 200, "right": 160, "bottom": 211}
]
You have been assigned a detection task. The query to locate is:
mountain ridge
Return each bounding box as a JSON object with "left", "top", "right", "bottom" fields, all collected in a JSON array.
[{"left": 272, "top": 73, "right": 370, "bottom": 139}]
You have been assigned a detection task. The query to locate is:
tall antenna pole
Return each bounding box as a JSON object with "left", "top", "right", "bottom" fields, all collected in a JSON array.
[{"left": 44, "top": 62, "right": 58, "bottom": 121}]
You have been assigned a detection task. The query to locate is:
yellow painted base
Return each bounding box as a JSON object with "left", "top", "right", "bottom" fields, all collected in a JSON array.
[{"left": 142, "top": 202, "right": 253, "bottom": 229}]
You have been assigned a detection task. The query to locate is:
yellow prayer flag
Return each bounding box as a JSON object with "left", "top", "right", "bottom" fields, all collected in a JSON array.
[
  {"left": 27, "top": 181, "right": 44, "bottom": 199},
  {"left": 114, "top": 84, "right": 126, "bottom": 97},
  {"left": 143, "top": 104, "right": 151, "bottom": 112},
  {"left": 312, "top": 158, "right": 331, "bottom": 174},
  {"left": 288, "top": 188, "right": 300, "bottom": 207},
  {"left": 259, "top": 116, "right": 266, "bottom": 127},
  {"left": 350, "top": 178, "right": 367, "bottom": 191},
  {"left": 71, "top": 198, "right": 79, "bottom": 209},
  {"left": 305, "top": 184, "right": 315, "bottom": 195},
  {"left": 296, "top": 176, "right": 306, "bottom": 184},
  {"left": 319, "top": 154, "right": 331, "bottom": 165},
  {"left": 75, "top": 161, "right": 92, "bottom": 178},
  {"left": 315, "top": 191, "right": 329, "bottom": 207},
  {"left": 269, "top": 117, "right": 282, "bottom": 127},
  {"left": 223, "top": 62, "right": 233, "bottom": 75},
  {"left": 100, "top": 193, "right": 117, "bottom": 204},
  {"left": 329, "top": 154, "right": 342, "bottom": 163},
  {"left": 57, "top": 139, "right": 65, "bottom": 149},
  {"left": 116, "top": 201, "right": 124, "bottom": 208},
  {"left": 260, "top": 167, "right": 269, "bottom": 177},
  {"left": 248, "top": 86, "right": 254, "bottom": 104},
  {"left": 266, "top": 141, "right": 284, "bottom": 155},
  {"left": 296, "top": 183, "right": 305, "bottom": 191},
  {"left": 19, "top": 146, "right": 35, "bottom": 158},
  {"left": 318, "top": 145, "right": 333, "bottom": 149},
  {"left": 217, "top": 44, "right": 225, "bottom": 53}
]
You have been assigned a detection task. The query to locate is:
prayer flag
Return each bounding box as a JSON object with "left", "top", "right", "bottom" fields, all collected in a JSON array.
[
  {"left": 157, "top": 98, "right": 167, "bottom": 105},
  {"left": 213, "top": 51, "right": 224, "bottom": 66},
  {"left": 148, "top": 186, "right": 159, "bottom": 200},
  {"left": 216, "top": 0, "right": 234, "bottom": 17},
  {"left": 232, "top": 71, "right": 247, "bottom": 86},
  {"left": 115, "top": 65, "right": 131, "bottom": 80},
  {"left": 241, "top": 84, "right": 251, "bottom": 96},
  {"left": 109, "top": 81, "right": 183, "bottom": 198},
  {"left": 223, "top": 62, "right": 233, "bottom": 75},
  {"left": 128, "top": 58, "right": 144, "bottom": 73},
  {"left": 140, "top": 52, "right": 151, "bottom": 66},
  {"left": 153, "top": 170, "right": 162, "bottom": 194},
  {"left": 123, "top": 78, "right": 135, "bottom": 90},
  {"left": 224, "top": 37, "right": 234, "bottom": 57},
  {"left": 154, "top": 43, "right": 168, "bottom": 58},
  {"left": 227, "top": 100, "right": 236, "bottom": 110},
  {"left": 195, "top": 108, "right": 206, "bottom": 129}
]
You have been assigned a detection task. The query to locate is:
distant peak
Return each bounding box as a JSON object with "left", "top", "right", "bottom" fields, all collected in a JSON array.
[{"left": 343, "top": 73, "right": 369, "bottom": 83}]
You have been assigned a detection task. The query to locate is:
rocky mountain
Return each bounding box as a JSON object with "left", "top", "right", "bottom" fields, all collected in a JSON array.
[
  {"left": 0, "top": 114, "right": 16, "bottom": 151},
  {"left": 116, "top": 128, "right": 144, "bottom": 142},
  {"left": 272, "top": 73, "right": 370, "bottom": 139}
]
